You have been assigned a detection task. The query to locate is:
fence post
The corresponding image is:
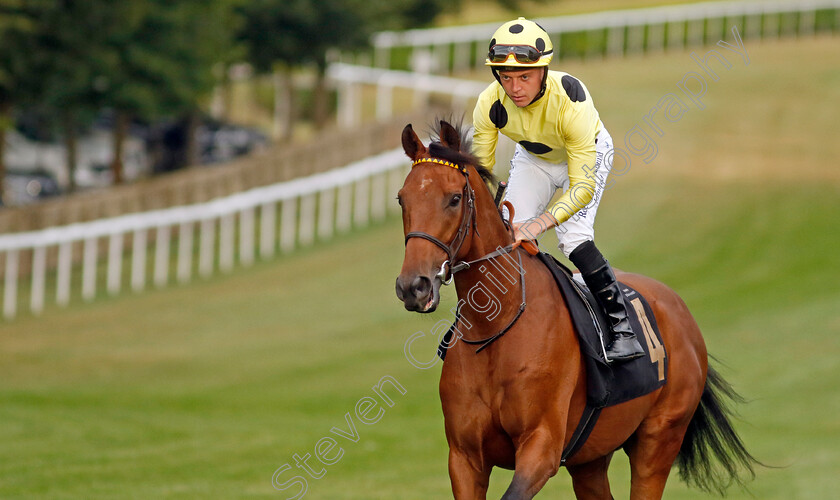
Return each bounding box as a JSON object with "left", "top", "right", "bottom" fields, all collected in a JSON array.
[
  {"left": 337, "top": 82, "right": 359, "bottom": 128},
  {"left": 56, "top": 241, "right": 72, "bottom": 306},
  {"left": 4, "top": 250, "right": 19, "bottom": 319},
  {"left": 453, "top": 42, "right": 471, "bottom": 71},
  {"left": 376, "top": 84, "right": 393, "bottom": 122},
  {"left": 30, "top": 246, "right": 46, "bottom": 314},
  {"left": 82, "top": 237, "right": 97, "bottom": 301}
]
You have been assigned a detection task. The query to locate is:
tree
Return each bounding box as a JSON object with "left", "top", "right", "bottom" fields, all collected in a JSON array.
[
  {"left": 0, "top": 1, "right": 42, "bottom": 204},
  {"left": 93, "top": 0, "right": 240, "bottom": 180},
  {"left": 237, "top": 0, "right": 381, "bottom": 134}
]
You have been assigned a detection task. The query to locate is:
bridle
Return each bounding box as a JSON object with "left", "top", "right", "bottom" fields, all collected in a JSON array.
[
  {"left": 404, "top": 157, "right": 478, "bottom": 284},
  {"left": 404, "top": 155, "right": 528, "bottom": 353}
]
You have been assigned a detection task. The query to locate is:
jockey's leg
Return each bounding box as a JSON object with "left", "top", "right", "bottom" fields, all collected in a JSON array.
[
  {"left": 569, "top": 240, "right": 644, "bottom": 363},
  {"left": 501, "top": 145, "right": 560, "bottom": 225}
]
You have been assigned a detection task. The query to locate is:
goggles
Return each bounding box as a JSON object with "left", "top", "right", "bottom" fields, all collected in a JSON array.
[{"left": 488, "top": 44, "right": 543, "bottom": 64}]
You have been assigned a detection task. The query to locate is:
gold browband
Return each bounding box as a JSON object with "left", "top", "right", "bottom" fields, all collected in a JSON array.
[{"left": 412, "top": 157, "right": 467, "bottom": 173}]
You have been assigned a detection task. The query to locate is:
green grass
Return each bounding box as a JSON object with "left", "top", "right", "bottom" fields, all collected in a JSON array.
[{"left": 2, "top": 37, "right": 839, "bottom": 498}]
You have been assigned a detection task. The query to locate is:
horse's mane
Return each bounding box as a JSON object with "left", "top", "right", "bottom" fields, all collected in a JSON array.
[{"left": 427, "top": 118, "right": 497, "bottom": 193}]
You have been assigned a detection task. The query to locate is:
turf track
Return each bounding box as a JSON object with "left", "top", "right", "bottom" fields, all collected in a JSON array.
[{"left": 1, "top": 36, "right": 838, "bottom": 499}]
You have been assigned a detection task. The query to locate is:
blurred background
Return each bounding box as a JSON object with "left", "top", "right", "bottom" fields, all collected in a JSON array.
[{"left": 1, "top": 0, "right": 838, "bottom": 498}]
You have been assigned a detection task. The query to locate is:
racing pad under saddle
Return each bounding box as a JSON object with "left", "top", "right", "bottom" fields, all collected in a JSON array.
[{"left": 536, "top": 252, "right": 667, "bottom": 409}]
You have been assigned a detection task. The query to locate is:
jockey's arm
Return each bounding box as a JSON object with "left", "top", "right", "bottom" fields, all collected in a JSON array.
[
  {"left": 546, "top": 100, "right": 599, "bottom": 226},
  {"left": 471, "top": 89, "right": 500, "bottom": 172},
  {"left": 517, "top": 102, "right": 599, "bottom": 242}
]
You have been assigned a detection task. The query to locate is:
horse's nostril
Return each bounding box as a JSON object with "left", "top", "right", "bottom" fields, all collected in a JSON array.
[
  {"left": 411, "top": 276, "right": 432, "bottom": 298},
  {"left": 395, "top": 277, "right": 406, "bottom": 301}
]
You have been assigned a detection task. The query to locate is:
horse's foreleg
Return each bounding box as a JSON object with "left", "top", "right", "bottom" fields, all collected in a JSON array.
[
  {"left": 567, "top": 453, "right": 614, "bottom": 500},
  {"left": 500, "top": 430, "right": 561, "bottom": 500},
  {"left": 449, "top": 449, "right": 490, "bottom": 500}
]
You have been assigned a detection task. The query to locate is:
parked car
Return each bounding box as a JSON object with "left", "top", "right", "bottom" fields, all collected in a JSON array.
[
  {"left": 149, "top": 117, "right": 268, "bottom": 173},
  {"left": 2, "top": 169, "right": 62, "bottom": 206}
]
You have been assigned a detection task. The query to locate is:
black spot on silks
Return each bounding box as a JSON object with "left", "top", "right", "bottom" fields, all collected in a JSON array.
[
  {"left": 535, "top": 38, "right": 546, "bottom": 52},
  {"left": 561, "top": 75, "right": 586, "bottom": 102},
  {"left": 509, "top": 24, "right": 524, "bottom": 34},
  {"left": 519, "top": 141, "right": 552, "bottom": 155},
  {"left": 489, "top": 99, "right": 508, "bottom": 129}
]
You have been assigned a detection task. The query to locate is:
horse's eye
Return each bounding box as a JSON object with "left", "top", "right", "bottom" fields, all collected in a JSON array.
[
  {"left": 396, "top": 195, "right": 403, "bottom": 207},
  {"left": 449, "top": 194, "right": 462, "bottom": 207}
]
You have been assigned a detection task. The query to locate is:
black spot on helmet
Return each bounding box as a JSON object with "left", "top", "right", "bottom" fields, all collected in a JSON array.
[{"left": 509, "top": 24, "right": 524, "bottom": 34}]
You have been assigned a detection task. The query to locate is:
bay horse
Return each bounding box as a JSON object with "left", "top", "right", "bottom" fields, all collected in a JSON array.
[{"left": 394, "top": 120, "right": 758, "bottom": 499}]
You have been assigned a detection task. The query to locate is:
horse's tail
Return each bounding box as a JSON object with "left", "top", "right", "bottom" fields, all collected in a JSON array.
[{"left": 675, "top": 364, "right": 761, "bottom": 495}]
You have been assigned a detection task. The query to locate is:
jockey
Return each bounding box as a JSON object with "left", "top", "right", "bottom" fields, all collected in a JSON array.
[{"left": 471, "top": 17, "right": 644, "bottom": 363}]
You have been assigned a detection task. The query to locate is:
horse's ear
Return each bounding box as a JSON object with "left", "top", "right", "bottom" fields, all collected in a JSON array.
[
  {"left": 401, "top": 124, "right": 426, "bottom": 161},
  {"left": 438, "top": 120, "right": 461, "bottom": 152}
]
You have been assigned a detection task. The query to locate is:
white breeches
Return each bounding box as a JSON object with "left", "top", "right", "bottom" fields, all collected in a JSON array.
[{"left": 502, "top": 127, "right": 614, "bottom": 258}]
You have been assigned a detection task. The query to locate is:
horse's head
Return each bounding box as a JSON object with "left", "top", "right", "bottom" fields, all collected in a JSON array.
[{"left": 395, "top": 121, "right": 477, "bottom": 313}]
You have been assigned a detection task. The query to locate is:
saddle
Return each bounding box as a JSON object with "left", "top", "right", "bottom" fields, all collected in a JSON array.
[{"left": 437, "top": 251, "right": 667, "bottom": 463}]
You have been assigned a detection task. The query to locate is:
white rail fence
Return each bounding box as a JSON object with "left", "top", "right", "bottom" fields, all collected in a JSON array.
[
  {"left": 329, "top": 0, "right": 840, "bottom": 127},
  {"left": 328, "top": 63, "right": 488, "bottom": 128},
  {"left": 363, "top": 0, "right": 840, "bottom": 72},
  {"left": 0, "top": 149, "right": 409, "bottom": 320}
]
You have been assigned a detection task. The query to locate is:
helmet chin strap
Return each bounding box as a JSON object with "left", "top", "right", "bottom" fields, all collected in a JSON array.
[{"left": 492, "top": 67, "right": 549, "bottom": 106}]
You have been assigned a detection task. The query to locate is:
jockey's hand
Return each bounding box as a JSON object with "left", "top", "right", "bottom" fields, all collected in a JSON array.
[{"left": 513, "top": 212, "right": 558, "bottom": 243}]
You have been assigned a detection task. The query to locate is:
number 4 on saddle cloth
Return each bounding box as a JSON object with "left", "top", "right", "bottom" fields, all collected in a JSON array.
[{"left": 437, "top": 252, "right": 668, "bottom": 461}]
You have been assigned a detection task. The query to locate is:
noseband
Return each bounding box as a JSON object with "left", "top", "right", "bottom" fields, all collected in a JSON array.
[{"left": 404, "top": 157, "right": 477, "bottom": 284}]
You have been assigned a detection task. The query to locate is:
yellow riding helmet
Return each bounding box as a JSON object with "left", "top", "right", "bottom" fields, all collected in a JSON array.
[{"left": 485, "top": 17, "right": 553, "bottom": 68}]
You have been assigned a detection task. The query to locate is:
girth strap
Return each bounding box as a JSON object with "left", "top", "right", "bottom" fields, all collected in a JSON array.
[{"left": 560, "top": 405, "right": 602, "bottom": 466}]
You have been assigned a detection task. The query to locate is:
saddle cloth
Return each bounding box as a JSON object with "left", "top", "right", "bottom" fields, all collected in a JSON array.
[{"left": 536, "top": 252, "right": 667, "bottom": 408}]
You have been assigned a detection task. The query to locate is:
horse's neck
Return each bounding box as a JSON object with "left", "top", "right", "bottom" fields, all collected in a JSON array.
[
  {"left": 452, "top": 175, "right": 523, "bottom": 333},
  {"left": 463, "top": 175, "right": 513, "bottom": 262}
]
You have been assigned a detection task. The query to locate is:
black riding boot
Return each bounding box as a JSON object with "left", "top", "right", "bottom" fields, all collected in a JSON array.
[{"left": 569, "top": 240, "right": 645, "bottom": 363}]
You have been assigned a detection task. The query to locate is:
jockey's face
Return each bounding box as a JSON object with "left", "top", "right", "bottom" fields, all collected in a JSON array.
[{"left": 499, "top": 67, "right": 544, "bottom": 107}]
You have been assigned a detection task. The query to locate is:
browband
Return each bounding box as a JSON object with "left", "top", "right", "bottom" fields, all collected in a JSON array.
[{"left": 412, "top": 157, "right": 467, "bottom": 174}]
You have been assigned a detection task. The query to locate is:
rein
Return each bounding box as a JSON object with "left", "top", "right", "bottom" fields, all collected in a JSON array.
[{"left": 405, "top": 156, "right": 528, "bottom": 353}]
